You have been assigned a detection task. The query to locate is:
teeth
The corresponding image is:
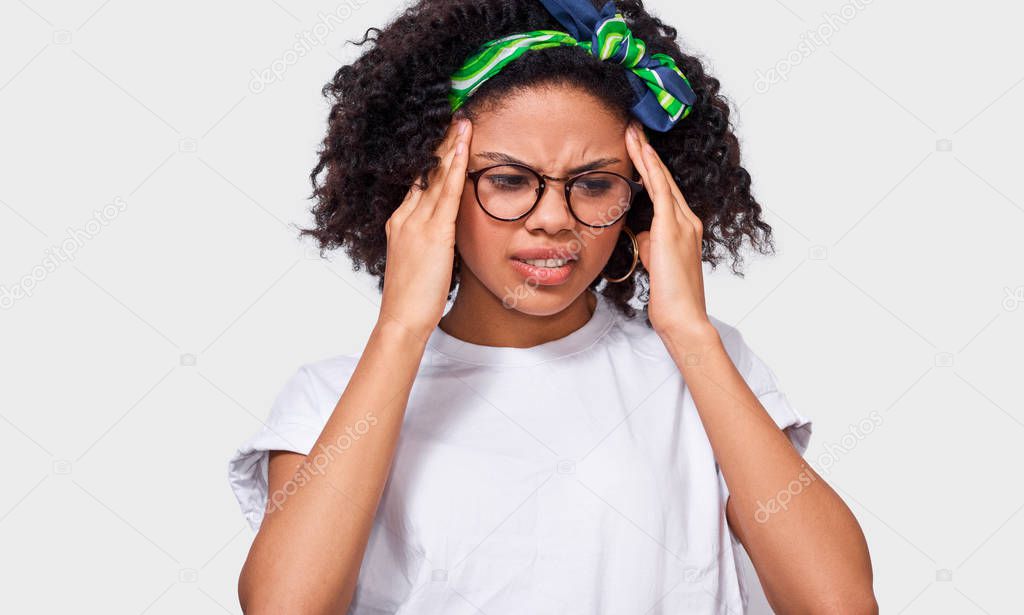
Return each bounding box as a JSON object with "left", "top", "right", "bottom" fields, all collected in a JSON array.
[{"left": 520, "top": 258, "right": 571, "bottom": 267}]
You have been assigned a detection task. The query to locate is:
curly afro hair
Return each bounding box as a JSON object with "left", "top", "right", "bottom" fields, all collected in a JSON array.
[{"left": 303, "top": 0, "right": 776, "bottom": 323}]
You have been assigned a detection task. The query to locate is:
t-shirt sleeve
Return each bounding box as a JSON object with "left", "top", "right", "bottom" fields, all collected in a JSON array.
[
  {"left": 715, "top": 327, "right": 813, "bottom": 500},
  {"left": 227, "top": 365, "right": 329, "bottom": 531}
]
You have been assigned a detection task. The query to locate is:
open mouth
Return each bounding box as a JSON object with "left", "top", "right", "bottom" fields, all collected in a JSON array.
[
  {"left": 511, "top": 257, "right": 576, "bottom": 268},
  {"left": 509, "top": 257, "right": 577, "bottom": 285}
]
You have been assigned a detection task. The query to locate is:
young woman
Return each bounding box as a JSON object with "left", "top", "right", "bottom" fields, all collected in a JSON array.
[{"left": 228, "top": 0, "right": 876, "bottom": 612}]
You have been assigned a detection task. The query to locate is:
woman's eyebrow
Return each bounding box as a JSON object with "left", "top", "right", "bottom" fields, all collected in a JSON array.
[{"left": 475, "top": 151, "right": 621, "bottom": 175}]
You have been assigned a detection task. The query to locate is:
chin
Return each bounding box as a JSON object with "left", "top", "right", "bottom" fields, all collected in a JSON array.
[{"left": 493, "top": 278, "right": 591, "bottom": 316}]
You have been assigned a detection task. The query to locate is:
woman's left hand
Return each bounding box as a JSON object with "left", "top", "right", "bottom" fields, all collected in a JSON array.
[{"left": 624, "top": 119, "right": 711, "bottom": 343}]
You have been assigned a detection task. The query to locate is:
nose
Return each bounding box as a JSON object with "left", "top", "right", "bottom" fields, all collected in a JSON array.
[{"left": 523, "top": 179, "right": 576, "bottom": 234}]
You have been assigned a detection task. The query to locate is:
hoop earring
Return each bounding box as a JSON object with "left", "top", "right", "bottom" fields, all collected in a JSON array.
[{"left": 601, "top": 226, "right": 639, "bottom": 283}]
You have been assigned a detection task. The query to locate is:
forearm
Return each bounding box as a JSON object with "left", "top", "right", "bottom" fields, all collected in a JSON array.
[
  {"left": 239, "top": 320, "right": 429, "bottom": 614},
  {"left": 661, "top": 324, "right": 876, "bottom": 614}
]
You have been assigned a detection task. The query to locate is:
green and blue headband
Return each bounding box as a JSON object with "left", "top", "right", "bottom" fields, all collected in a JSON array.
[{"left": 449, "top": 0, "right": 697, "bottom": 132}]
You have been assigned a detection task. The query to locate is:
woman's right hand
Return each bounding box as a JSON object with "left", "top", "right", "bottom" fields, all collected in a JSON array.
[{"left": 377, "top": 116, "right": 473, "bottom": 342}]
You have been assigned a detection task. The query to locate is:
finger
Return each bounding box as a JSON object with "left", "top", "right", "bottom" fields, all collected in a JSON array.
[
  {"left": 625, "top": 120, "right": 648, "bottom": 180},
  {"left": 632, "top": 128, "right": 684, "bottom": 226},
  {"left": 435, "top": 117, "right": 465, "bottom": 164},
  {"left": 410, "top": 119, "right": 465, "bottom": 215},
  {"left": 395, "top": 169, "right": 429, "bottom": 222},
  {"left": 645, "top": 154, "right": 703, "bottom": 249},
  {"left": 392, "top": 171, "right": 426, "bottom": 226},
  {"left": 634, "top": 125, "right": 700, "bottom": 229},
  {"left": 401, "top": 140, "right": 451, "bottom": 217},
  {"left": 649, "top": 147, "right": 689, "bottom": 227},
  {"left": 627, "top": 122, "right": 669, "bottom": 224},
  {"left": 416, "top": 119, "right": 463, "bottom": 189},
  {"left": 434, "top": 120, "right": 472, "bottom": 223},
  {"left": 662, "top": 168, "right": 698, "bottom": 229},
  {"left": 416, "top": 121, "right": 468, "bottom": 219},
  {"left": 640, "top": 141, "right": 676, "bottom": 223}
]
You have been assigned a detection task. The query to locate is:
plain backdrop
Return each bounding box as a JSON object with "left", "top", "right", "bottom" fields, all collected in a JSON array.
[{"left": 1, "top": 0, "right": 1021, "bottom": 613}]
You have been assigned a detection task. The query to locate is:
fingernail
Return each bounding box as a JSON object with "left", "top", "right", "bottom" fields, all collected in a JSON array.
[{"left": 458, "top": 120, "right": 468, "bottom": 135}]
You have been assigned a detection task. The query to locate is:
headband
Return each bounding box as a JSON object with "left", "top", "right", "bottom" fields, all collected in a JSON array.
[{"left": 449, "top": 0, "right": 697, "bottom": 132}]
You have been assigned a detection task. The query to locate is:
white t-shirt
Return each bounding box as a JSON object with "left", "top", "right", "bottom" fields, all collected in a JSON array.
[{"left": 228, "top": 291, "right": 812, "bottom": 614}]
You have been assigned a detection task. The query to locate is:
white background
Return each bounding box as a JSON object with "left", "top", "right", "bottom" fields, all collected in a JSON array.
[{"left": 1, "top": 0, "right": 1021, "bottom": 613}]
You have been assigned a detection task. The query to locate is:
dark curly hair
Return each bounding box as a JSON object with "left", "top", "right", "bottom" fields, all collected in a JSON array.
[{"left": 303, "top": 0, "right": 775, "bottom": 322}]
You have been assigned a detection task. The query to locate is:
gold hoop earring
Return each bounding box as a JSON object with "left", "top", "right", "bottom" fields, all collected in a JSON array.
[{"left": 601, "top": 226, "right": 639, "bottom": 283}]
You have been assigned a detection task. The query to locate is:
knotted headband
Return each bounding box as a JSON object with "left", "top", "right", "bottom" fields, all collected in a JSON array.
[{"left": 449, "top": 0, "right": 697, "bottom": 132}]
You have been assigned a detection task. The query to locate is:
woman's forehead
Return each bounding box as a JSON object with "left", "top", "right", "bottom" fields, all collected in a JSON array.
[
  {"left": 468, "top": 91, "right": 629, "bottom": 174},
  {"left": 471, "top": 85, "right": 624, "bottom": 131}
]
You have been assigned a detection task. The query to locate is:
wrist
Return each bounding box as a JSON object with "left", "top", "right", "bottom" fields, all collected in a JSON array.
[
  {"left": 657, "top": 320, "right": 722, "bottom": 363},
  {"left": 372, "top": 314, "right": 432, "bottom": 349}
]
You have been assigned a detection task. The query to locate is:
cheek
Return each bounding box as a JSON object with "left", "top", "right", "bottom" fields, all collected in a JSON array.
[
  {"left": 455, "top": 188, "right": 509, "bottom": 264},
  {"left": 579, "top": 222, "right": 626, "bottom": 269}
]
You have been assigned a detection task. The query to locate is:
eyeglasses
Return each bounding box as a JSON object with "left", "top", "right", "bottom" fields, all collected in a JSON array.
[{"left": 466, "top": 163, "right": 644, "bottom": 228}]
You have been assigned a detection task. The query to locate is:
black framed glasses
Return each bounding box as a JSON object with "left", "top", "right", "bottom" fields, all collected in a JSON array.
[{"left": 466, "top": 163, "right": 644, "bottom": 228}]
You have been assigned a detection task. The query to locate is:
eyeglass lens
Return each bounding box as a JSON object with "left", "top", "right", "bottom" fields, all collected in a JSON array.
[{"left": 476, "top": 165, "right": 631, "bottom": 226}]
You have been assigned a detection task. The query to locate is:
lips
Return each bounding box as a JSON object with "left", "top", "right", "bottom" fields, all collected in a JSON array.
[
  {"left": 507, "top": 246, "right": 581, "bottom": 286},
  {"left": 510, "top": 259, "right": 575, "bottom": 285},
  {"left": 509, "top": 246, "right": 580, "bottom": 261}
]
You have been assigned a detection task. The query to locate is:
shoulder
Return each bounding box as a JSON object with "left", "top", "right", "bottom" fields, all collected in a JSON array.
[
  {"left": 611, "top": 307, "right": 784, "bottom": 399},
  {"left": 228, "top": 352, "right": 362, "bottom": 531},
  {"left": 608, "top": 308, "right": 744, "bottom": 365},
  {"left": 708, "top": 315, "right": 786, "bottom": 394},
  {"left": 706, "top": 314, "right": 782, "bottom": 397},
  {"left": 707, "top": 313, "right": 740, "bottom": 343},
  {"left": 297, "top": 352, "right": 362, "bottom": 390},
  {"left": 708, "top": 315, "right": 757, "bottom": 378},
  {"left": 706, "top": 314, "right": 814, "bottom": 454},
  {"left": 269, "top": 353, "right": 362, "bottom": 426}
]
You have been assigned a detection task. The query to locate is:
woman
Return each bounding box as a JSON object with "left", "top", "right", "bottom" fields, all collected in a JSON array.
[{"left": 228, "top": 0, "right": 877, "bottom": 612}]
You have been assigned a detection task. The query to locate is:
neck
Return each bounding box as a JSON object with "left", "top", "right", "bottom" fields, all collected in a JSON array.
[{"left": 438, "top": 273, "right": 596, "bottom": 348}]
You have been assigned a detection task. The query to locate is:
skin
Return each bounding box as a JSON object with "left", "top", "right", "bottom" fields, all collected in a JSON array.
[
  {"left": 439, "top": 85, "right": 627, "bottom": 346},
  {"left": 238, "top": 85, "right": 878, "bottom": 614}
]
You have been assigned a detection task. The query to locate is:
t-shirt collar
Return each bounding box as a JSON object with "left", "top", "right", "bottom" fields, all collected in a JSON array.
[{"left": 425, "top": 290, "right": 616, "bottom": 367}]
